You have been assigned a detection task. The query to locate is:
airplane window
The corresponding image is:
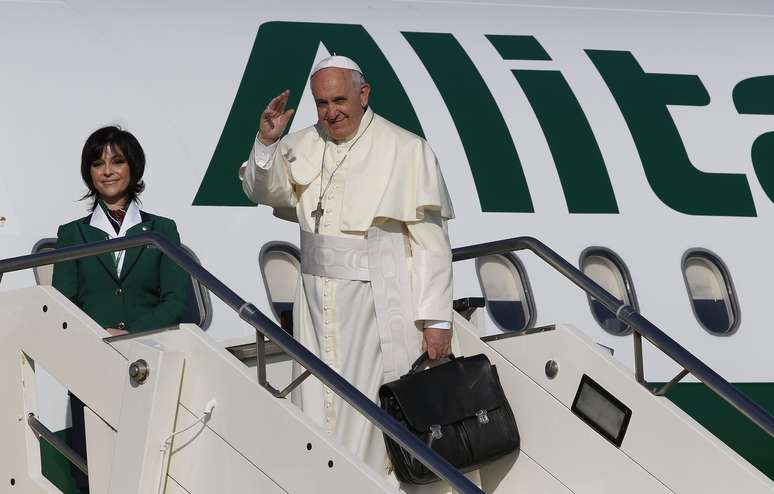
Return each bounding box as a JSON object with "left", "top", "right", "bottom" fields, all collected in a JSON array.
[
  {"left": 580, "top": 248, "right": 638, "bottom": 336},
  {"left": 682, "top": 250, "right": 739, "bottom": 335},
  {"left": 475, "top": 253, "right": 536, "bottom": 332},
  {"left": 259, "top": 242, "right": 301, "bottom": 334}
]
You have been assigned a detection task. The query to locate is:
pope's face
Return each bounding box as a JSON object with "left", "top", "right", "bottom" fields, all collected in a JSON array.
[{"left": 311, "top": 68, "right": 370, "bottom": 142}]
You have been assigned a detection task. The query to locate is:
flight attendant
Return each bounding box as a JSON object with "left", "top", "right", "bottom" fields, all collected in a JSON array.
[{"left": 52, "top": 125, "right": 189, "bottom": 491}]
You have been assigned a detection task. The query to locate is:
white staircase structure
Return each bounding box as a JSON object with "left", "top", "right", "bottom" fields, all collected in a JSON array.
[{"left": 0, "top": 234, "right": 772, "bottom": 493}]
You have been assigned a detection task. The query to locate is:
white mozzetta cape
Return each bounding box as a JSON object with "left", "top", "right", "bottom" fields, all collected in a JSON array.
[{"left": 272, "top": 109, "right": 454, "bottom": 231}]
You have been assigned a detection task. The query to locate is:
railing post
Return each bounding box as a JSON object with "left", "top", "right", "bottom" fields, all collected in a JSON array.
[
  {"left": 257, "top": 331, "right": 267, "bottom": 386},
  {"left": 633, "top": 332, "right": 645, "bottom": 385}
]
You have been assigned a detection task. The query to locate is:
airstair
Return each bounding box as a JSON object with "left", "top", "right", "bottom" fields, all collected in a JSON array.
[{"left": 0, "top": 234, "right": 772, "bottom": 493}]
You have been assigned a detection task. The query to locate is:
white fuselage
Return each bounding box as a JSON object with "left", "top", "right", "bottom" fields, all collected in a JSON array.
[{"left": 1, "top": 0, "right": 773, "bottom": 431}]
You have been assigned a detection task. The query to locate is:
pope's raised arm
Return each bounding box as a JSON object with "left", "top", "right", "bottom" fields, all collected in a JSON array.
[
  {"left": 239, "top": 136, "right": 297, "bottom": 209},
  {"left": 239, "top": 90, "right": 297, "bottom": 209}
]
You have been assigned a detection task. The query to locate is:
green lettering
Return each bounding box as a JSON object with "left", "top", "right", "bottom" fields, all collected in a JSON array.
[
  {"left": 403, "top": 32, "right": 534, "bottom": 212},
  {"left": 487, "top": 35, "right": 618, "bottom": 213},
  {"left": 587, "top": 50, "right": 756, "bottom": 217},
  {"left": 733, "top": 76, "right": 774, "bottom": 204},
  {"left": 487, "top": 34, "right": 551, "bottom": 61}
]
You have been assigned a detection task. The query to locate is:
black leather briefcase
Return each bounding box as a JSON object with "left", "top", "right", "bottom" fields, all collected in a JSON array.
[{"left": 379, "top": 352, "right": 520, "bottom": 484}]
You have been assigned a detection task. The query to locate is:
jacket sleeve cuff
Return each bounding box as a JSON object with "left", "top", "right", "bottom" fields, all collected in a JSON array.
[
  {"left": 422, "top": 320, "right": 451, "bottom": 330},
  {"left": 253, "top": 136, "right": 279, "bottom": 169},
  {"left": 239, "top": 138, "right": 279, "bottom": 181}
]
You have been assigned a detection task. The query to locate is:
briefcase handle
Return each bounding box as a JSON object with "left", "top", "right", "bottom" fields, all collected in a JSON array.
[{"left": 408, "top": 352, "right": 457, "bottom": 375}]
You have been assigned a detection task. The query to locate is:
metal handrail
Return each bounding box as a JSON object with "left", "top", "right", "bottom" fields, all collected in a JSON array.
[
  {"left": 28, "top": 413, "right": 88, "bottom": 475},
  {"left": 0, "top": 233, "right": 482, "bottom": 494},
  {"left": 452, "top": 236, "right": 774, "bottom": 439}
]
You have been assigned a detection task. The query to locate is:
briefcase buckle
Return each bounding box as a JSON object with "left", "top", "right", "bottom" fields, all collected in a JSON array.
[
  {"left": 427, "top": 424, "right": 443, "bottom": 447},
  {"left": 476, "top": 409, "right": 490, "bottom": 425}
]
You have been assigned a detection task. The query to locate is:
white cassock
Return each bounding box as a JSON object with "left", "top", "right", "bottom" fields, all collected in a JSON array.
[{"left": 241, "top": 108, "right": 475, "bottom": 492}]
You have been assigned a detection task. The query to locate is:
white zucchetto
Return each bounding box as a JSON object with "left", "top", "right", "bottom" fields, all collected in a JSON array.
[{"left": 310, "top": 55, "right": 363, "bottom": 78}]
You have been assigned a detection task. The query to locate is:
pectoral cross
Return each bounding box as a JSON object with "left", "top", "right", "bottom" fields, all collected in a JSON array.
[{"left": 311, "top": 200, "right": 325, "bottom": 234}]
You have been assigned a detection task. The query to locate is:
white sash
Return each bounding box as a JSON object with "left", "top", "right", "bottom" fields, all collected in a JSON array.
[
  {"left": 299, "top": 227, "right": 422, "bottom": 381},
  {"left": 300, "top": 230, "right": 370, "bottom": 281}
]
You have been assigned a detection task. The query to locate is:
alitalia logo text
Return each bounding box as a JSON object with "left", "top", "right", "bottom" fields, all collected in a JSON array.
[{"left": 195, "top": 22, "right": 774, "bottom": 217}]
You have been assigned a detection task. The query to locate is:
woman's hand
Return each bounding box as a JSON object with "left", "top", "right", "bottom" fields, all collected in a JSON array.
[{"left": 106, "top": 328, "right": 129, "bottom": 337}]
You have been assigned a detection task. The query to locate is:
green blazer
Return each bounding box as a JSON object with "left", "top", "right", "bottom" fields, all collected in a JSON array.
[{"left": 52, "top": 211, "right": 189, "bottom": 333}]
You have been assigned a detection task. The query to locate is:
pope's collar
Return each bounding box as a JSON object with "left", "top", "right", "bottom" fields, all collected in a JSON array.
[
  {"left": 89, "top": 200, "right": 142, "bottom": 238},
  {"left": 319, "top": 107, "right": 374, "bottom": 146}
]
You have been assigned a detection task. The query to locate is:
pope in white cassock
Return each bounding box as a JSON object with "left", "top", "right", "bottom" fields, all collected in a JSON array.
[{"left": 239, "top": 56, "right": 459, "bottom": 488}]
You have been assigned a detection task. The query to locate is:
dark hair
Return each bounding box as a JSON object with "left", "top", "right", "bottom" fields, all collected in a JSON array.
[{"left": 80, "top": 126, "right": 146, "bottom": 210}]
